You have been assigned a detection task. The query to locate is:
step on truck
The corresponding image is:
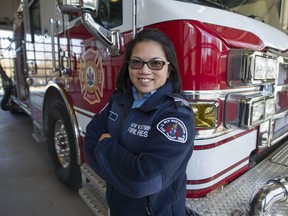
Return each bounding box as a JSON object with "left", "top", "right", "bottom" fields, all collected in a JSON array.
[{"left": 1, "top": 0, "right": 288, "bottom": 215}]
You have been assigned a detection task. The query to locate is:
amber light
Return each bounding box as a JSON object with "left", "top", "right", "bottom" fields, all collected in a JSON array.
[{"left": 191, "top": 103, "right": 217, "bottom": 128}]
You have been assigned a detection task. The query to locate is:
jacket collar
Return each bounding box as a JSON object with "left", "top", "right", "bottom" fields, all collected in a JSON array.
[
  {"left": 138, "top": 80, "right": 174, "bottom": 112},
  {"left": 112, "top": 80, "right": 174, "bottom": 112}
]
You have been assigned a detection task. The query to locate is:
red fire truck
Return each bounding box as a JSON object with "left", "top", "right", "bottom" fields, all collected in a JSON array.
[{"left": 1, "top": 0, "right": 288, "bottom": 215}]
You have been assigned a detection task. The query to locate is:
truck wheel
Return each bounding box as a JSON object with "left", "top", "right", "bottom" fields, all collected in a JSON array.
[
  {"left": 47, "top": 99, "right": 81, "bottom": 190},
  {"left": 9, "top": 100, "right": 22, "bottom": 114}
]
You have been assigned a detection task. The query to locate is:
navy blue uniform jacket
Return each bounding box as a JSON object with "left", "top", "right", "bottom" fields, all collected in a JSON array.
[{"left": 84, "top": 80, "right": 195, "bottom": 216}]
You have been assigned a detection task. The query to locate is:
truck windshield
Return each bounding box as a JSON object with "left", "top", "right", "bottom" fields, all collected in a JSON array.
[{"left": 176, "top": 0, "right": 283, "bottom": 30}]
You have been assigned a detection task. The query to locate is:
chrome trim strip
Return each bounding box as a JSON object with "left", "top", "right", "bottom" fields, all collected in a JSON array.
[
  {"left": 181, "top": 87, "right": 259, "bottom": 100},
  {"left": 274, "top": 110, "right": 288, "bottom": 119},
  {"left": 10, "top": 96, "right": 32, "bottom": 116},
  {"left": 272, "top": 131, "right": 288, "bottom": 146},
  {"left": 195, "top": 126, "right": 233, "bottom": 140},
  {"left": 132, "top": 0, "right": 137, "bottom": 38}
]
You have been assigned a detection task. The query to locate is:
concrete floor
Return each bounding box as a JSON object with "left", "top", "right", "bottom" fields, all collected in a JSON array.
[{"left": 0, "top": 99, "right": 94, "bottom": 216}]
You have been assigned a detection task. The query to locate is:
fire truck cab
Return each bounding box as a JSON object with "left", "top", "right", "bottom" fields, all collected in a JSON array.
[{"left": 2, "top": 0, "right": 288, "bottom": 215}]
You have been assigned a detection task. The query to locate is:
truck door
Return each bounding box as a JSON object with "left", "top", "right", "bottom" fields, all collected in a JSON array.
[
  {"left": 21, "top": 0, "right": 59, "bottom": 122},
  {"left": 44, "top": 0, "right": 134, "bottom": 190},
  {"left": 12, "top": 4, "right": 30, "bottom": 110}
]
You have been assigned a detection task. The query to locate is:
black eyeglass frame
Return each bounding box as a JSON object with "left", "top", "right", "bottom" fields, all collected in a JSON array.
[{"left": 128, "top": 58, "right": 170, "bottom": 70}]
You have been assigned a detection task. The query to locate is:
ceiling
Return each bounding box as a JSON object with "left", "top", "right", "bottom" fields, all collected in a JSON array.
[
  {"left": 0, "top": 0, "right": 20, "bottom": 31},
  {"left": 0, "top": 0, "right": 287, "bottom": 33}
]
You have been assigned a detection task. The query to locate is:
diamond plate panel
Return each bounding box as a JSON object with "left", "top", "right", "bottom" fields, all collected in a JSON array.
[
  {"left": 271, "top": 144, "right": 288, "bottom": 166},
  {"left": 186, "top": 141, "right": 288, "bottom": 216}
]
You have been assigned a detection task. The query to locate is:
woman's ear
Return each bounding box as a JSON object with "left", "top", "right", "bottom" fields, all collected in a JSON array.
[{"left": 167, "top": 68, "right": 171, "bottom": 78}]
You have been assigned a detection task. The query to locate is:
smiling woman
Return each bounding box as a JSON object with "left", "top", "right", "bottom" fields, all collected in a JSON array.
[{"left": 84, "top": 28, "right": 196, "bottom": 216}]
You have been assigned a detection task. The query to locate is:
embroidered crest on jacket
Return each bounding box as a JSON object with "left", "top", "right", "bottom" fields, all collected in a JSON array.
[{"left": 157, "top": 117, "right": 188, "bottom": 143}]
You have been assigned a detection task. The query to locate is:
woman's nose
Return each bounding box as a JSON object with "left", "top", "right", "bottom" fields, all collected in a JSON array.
[{"left": 139, "top": 63, "right": 151, "bottom": 73}]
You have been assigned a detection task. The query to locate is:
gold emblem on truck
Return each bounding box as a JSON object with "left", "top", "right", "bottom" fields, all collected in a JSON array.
[{"left": 79, "top": 49, "right": 104, "bottom": 104}]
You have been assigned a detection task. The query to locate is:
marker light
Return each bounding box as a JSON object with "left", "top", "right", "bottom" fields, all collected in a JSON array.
[{"left": 191, "top": 103, "right": 217, "bottom": 128}]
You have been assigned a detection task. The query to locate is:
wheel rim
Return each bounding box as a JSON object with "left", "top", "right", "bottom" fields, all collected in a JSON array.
[{"left": 54, "top": 119, "right": 71, "bottom": 168}]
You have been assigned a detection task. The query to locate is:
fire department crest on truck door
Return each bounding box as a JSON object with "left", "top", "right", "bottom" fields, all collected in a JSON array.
[{"left": 79, "top": 49, "right": 104, "bottom": 104}]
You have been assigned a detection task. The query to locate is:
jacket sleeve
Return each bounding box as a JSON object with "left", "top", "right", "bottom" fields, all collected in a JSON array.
[
  {"left": 84, "top": 100, "right": 111, "bottom": 176},
  {"left": 94, "top": 108, "right": 195, "bottom": 198}
]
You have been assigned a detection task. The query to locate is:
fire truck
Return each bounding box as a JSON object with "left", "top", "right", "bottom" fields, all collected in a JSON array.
[{"left": 1, "top": 0, "right": 288, "bottom": 215}]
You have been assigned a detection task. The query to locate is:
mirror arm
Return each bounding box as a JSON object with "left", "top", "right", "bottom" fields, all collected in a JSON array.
[{"left": 81, "top": 12, "right": 120, "bottom": 56}]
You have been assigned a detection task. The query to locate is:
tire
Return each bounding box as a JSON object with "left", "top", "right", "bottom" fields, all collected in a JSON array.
[
  {"left": 9, "top": 100, "right": 22, "bottom": 115},
  {"left": 47, "top": 99, "right": 81, "bottom": 190}
]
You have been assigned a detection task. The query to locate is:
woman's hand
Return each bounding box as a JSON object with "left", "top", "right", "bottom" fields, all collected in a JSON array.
[{"left": 98, "top": 133, "right": 111, "bottom": 142}]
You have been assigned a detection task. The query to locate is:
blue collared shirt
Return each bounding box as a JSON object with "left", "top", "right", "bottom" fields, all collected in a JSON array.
[{"left": 132, "top": 86, "right": 156, "bottom": 108}]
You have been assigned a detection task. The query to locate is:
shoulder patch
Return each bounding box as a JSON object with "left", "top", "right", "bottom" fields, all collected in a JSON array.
[{"left": 157, "top": 117, "right": 188, "bottom": 143}]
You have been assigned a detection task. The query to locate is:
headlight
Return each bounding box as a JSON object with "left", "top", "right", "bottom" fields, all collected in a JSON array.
[
  {"left": 252, "top": 55, "right": 277, "bottom": 80},
  {"left": 225, "top": 92, "right": 274, "bottom": 129},
  {"left": 227, "top": 49, "right": 278, "bottom": 86},
  {"left": 265, "top": 97, "right": 275, "bottom": 117},
  {"left": 253, "top": 56, "right": 266, "bottom": 80},
  {"left": 266, "top": 58, "right": 277, "bottom": 79},
  {"left": 250, "top": 100, "right": 265, "bottom": 125}
]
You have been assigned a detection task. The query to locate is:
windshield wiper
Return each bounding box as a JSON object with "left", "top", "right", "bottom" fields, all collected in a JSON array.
[
  {"left": 200, "top": 0, "right": 228, "bottom": 9},
  {"left": 176, "top": 0, "right": 228, "bottom": 10}
]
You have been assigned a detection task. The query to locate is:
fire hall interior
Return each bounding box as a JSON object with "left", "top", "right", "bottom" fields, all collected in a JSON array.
[{"left": 1, "top": 0, "right": 288, "bottom": 216}]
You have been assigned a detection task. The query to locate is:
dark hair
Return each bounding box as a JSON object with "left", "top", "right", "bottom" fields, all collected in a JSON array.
[{"left": 116, "top": 28, "right": 182, "bottom": 93}]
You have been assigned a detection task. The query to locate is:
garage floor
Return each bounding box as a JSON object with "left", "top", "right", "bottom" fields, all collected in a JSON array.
[{"left": 0, "top": 99, "right": 94, "bottom": 216}]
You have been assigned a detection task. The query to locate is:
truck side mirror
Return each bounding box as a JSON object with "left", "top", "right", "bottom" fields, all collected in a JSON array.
[
  {"left": 57, "top": 0, "right": 82, "bottom": 15},
  {"left": 58, "top": 0, "right": 120, "bottom": 56},
  {"left": 82, "top": 0, "right": 99, "bottom": 12},
  {"left": 58, "top": 0, "right": 98, "bottom": 16}
]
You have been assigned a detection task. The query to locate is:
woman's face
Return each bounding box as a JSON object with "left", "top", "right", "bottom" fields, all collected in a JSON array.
[{"left": 128, "top": 41, "right": 170, "bottom": 99}]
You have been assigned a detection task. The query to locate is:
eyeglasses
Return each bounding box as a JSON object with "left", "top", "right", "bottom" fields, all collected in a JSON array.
[{"left": 128, "top": 58, "right": 170, "bottom": 70}]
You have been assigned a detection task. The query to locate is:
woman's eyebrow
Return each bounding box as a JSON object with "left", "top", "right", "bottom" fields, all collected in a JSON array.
[{"left": 130, "top": 57, "right": 165, "bottom": 60}]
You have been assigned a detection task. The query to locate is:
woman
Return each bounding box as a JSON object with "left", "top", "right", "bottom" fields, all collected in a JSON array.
[{"left": 84, "top": 28, "right": 195, "bottom": 216}]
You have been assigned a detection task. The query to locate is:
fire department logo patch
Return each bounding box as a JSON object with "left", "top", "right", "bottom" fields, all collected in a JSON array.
[
  {"left": 157, "top": 117, "right": 187, "bottom": 143},
  {"left": 79, "top": 49, "right": 104, "bottom": 104}
]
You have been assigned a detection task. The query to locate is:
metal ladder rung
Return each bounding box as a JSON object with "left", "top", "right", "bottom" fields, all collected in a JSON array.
[
  {"left": 81, "top": 163, "right": 106, "bottom": 197},
  {"left": 79, "top": 184, "right": 109, "bottom": 216}
]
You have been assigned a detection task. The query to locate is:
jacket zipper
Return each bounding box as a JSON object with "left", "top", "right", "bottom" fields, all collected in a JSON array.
[
  {"left": 146, "top": 196, "right": 153, "bottom": 216},
  {"left": 171, "top": 182, "right": 177, "bottom": 216}
]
